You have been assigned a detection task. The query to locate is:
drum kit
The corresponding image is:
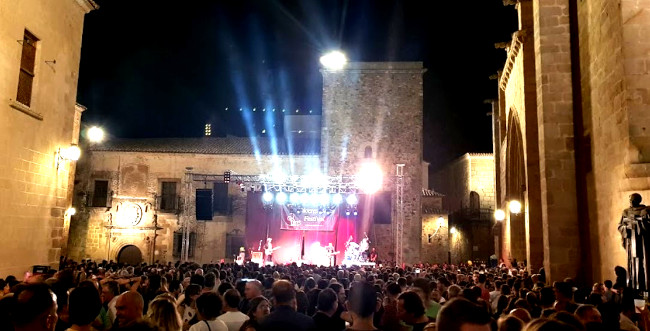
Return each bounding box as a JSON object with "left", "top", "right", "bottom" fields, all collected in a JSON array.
[{"left": 344, "top": 233, "right": 370, "bottom": 264}]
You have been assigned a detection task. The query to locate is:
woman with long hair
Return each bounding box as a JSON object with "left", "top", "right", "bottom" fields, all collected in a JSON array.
[
  {"left": 179, "top": 284, "right": 202, "bottom": 330},
  {"left": 238, "top": 296, "right": 271, "bottom": 331},
  {"left": 147, "top": 297, "right": 183, "bottom": 331}
]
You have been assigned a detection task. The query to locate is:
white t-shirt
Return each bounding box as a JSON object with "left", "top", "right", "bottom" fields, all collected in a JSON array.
[
  {"left": 217, "top": 311, "right": 250, "bottom": 331},
  {"left": 189, "top": 319, "right": 229, "bottom": 331},
  {"left": 190, "top": 319, "right": 228, "bottom": 331}
]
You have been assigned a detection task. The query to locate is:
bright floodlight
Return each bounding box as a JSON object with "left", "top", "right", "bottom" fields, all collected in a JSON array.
[
  {"left": 62, "top": 145, "right": 81, "bottom": 161},
  {"left": 87, "top": 126, "right": 104, "bottom": 143},
  {"left": 262, "top": 192, "right": 273, "bottom": 203},
  {"left": 450, "top": 227, "right": 457, "bottom": 234},
  {"left": 289, "top": 193, "right": 300, "bottom": 204},
  {"left": 332, "top": 193, "right": 343, "bottom": 205},
  {"left": 276, "top": 192, "right": 288, "bottom": 204},
  {"left": 300, "top": 193, "right": 311, "bottom": 205},
  {"left": 509, "top": 200, "right": 522, "bottom": 214},
  {"left": 494, "top": 209, "right": 506, "bottom": 221},
  {"left": 320, "top": 51, "right": 347, "bottom": 70},
  {"left": 318, "top": 193, "right": 330, "bottom": 206},
  {"left": 346, "top": 194, "right": 358, "bottom": 206},
  {"left": 356, "top": 162, "right": 383, "bottom": 194},
  {"left": 437, "top": 216, "right": 445, "bottom": 227},
  {"left": 67, "top": 207, "right": 76, "bottom": 216}
]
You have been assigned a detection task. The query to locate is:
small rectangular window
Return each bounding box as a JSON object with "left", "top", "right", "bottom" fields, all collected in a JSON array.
[
  {"left": 160, "top": 182, "right": 178, "bottom": 211},
  {"left": 91, "top": 180, "right": 109, "bottom": 207},
  {"left": 17, "top": 30, "right": 38, "bottom": 107}
]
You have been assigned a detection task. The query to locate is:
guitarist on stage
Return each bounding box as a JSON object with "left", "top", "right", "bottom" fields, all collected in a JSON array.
[
  {"left": 325, "top": 242, "right": 339, "bottom": 267},
  {"left": 263, "top": 237, "right": 279, "bottom": 265}
]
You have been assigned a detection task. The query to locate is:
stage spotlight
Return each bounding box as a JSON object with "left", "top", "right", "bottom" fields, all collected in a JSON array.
[
  {"left": 356, "top": 162, "right": 383, "bottom": 194},
  {"left": 353, "top": 209, "right": 358, "bottom": 216},
  {"left": 276, "top": 192, "right": 288, "bottom": 204},
  {"left": 346, "top": 194, "right": 358, "bottom": 206},
  {"left": 345, "top": 209, "right": 351, "bottom": 216},
  {"left": 296, "top": 208, "right": 303, "bottom": 215},
  {"left": 290, "top": 193, "right": 300, "bottom": 204},
  {"left": 318, "top": 193, "right": 330, "bottom": 206},
  {"left": 332, "top": 193, "right": 343, "bottom": 205},
  {"left": 262, "top": 192, "right": 273, "bottom": 203},
  {"left": 300, "top": 193, "right": 311, "bottom": 205}
]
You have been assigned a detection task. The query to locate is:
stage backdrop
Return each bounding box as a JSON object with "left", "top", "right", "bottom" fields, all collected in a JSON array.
[{"left": 245, "top": 192, "right": 373, "bottom": 265}]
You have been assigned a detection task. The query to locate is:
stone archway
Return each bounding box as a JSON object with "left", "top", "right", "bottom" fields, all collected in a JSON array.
[{"left": 117, "top": 245, "right": 143, "bottom": 265}]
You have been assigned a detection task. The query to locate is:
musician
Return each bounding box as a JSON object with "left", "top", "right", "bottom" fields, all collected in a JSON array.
[
  {"left": 359, "top": 233, "right": 370, "bottom": 261},
  {"left": 264, "top": 238, "right": 274, "bottom": 264},
  {"left": 326, "top": 242, "right": 336, "bottom": 267},
  {"left": 369, "top": 247, "right": 378, "bottom": 263}
]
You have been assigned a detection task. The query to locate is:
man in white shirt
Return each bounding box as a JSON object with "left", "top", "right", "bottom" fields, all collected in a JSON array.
[{"left": 218, "top": 289, "right": 249, "bottom": 331}]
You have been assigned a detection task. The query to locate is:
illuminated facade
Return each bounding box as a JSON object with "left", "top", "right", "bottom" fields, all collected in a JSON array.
[
  {"left": 68, "top": 62, "right": 438, "bottom": 265},
  {"left": 0, "top": 0, "right": 97, "bottom": 276}
]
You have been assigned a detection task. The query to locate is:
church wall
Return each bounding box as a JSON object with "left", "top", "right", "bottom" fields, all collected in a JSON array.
[{"left": 0, "top": 0, "right": 94, "bottom": 276}]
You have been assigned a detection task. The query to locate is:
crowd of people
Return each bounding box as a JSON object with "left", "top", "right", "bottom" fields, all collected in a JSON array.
[{"left": 0, "top": 257, "right": 649, "bottom": 331}]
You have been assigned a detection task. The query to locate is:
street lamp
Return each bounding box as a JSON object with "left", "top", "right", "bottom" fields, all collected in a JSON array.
[
  {"left": 508, "top": 200, "right": 522, "bottom": 214},
  {"left": 494, "top": 209, "right": 506, "bottom": 221},
  {"left": 87, "top": 126, "right": 105, "bottom": 143}
]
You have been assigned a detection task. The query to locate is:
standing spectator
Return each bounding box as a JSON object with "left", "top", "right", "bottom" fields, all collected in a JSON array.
[
  {"left": 239, "top": 296, "right": 270, "bottom": 331},
  {"left": 101, "top": 280, "right": 120, "bottom": 329},
  {"left": 412, "top": 278, "right": 441, "bottom": 320},
  {"left": 553, "top": 282, "right": 578, "bottom": 313},
  {"left": 328, "top": 283, "right": 347, "bottom": 330},
  {"left": 12, "top": 283, "right": 59, "bottom": 331},
  {"left": 189, "top": 292, "right": 228, "bottom": 331},
  {"left": 397, "top": 291, "right": 431, "bottom": 331},
  {"left": 146, "top": 297, "right": 182, "bottom": 331},
  {"left": 346, "top": 282, "right": 379, "bottom": 331},
  {"left": 179, "top": 284, "right": 201, "bottom": 329},
  {"left": 114, "top": 291, "right": 144, "bottom": 329},
  {"left": 218, "top": 289, "right": 249, "bottom": 331},
  {"left": 436, "top": 298, "right": 492, "bottom": 331},
  {"left": 311, "top": 288, "right": 339, "bottom": 331},
  {"left": 381, "top": 282, "right": 403, "bottom": 330},
  {"left": 240, "top": 280, "right": 263, "bottom": 313},
  {"left": 259, "top": 280, "right": 315, "bottom": 331},
  {"left": 68, "top": 286, "right": 102, "bottom": 331}
]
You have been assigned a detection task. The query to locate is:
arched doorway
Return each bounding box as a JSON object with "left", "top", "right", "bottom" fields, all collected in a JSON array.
[{"left": 117, "top": 245, "right": 143, "bottom": 265}]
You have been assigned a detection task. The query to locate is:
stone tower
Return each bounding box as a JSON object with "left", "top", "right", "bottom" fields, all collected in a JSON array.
[{"left": 321, "top": 62, "right": 425, "bottom": 264}]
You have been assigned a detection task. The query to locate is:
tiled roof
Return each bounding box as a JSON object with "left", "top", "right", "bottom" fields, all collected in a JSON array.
[
  {"left": 422, "top": 189, "right": 445, "bottom": 197},
  {"left": 90, "top": 137, "right": 320, "bottom": 155}
]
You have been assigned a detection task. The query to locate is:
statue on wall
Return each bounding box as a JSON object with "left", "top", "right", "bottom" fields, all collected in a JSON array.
[{"left": 618, "top": 193, "right": 650, "bottom": 292}]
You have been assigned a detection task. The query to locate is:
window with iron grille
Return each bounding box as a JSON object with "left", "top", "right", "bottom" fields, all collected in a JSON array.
[
  {"left": 91, "top": 180, "right": 109, "bottom": 207},
  {"left": 17, "top": 30, "right": 38, "bottom": 107}
]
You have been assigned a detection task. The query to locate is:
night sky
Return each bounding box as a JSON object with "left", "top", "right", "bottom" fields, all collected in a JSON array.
[{"left": 76, "top": 0, "right": 518, "bottom": 171}]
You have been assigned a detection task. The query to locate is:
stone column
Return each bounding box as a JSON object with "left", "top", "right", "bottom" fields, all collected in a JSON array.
[{"left": 532, "top": 0, "right": 580, "bottom": 282}]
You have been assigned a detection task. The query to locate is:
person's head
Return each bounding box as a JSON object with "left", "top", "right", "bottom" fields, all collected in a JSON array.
[
  {"left": 497, "top": 315, "right": 524, "bottom": 331},
  {"left": 549, "top": 311, "right": 584, "bottom": 330},
  {"left": 12, "top": 283, "right": 58, "bottom": 331},
  {"left": 509, "top": 308, "right": 531, "bottom": 324},
  {"left": 101, "top": 280, "right": 119, "bottom": 304},
  {"left": 603, "top": 280, "right": 612, "bottom": 290},
  {"left": 68, "top": 286, "right": 102, "bottom": 326},
  {"left": 196, "top": 292, "right": 223, "bottom": 321},
  {"left": 204, "top": 272, "right": 216, "bottom": 289},
  {"left": 348, "top": 282, "right": 377, "bottom": 320},
  {"left": 317, "top": 288, "right": 338, "bottom": 314},
  {"left": 115, "top": 291, "right": 144, "bottom": 327},
  {"left": 436, "top": 298, "right": 492, "bottom": 331},
  {"left": 553, "top": 282, "right": 573, "bottom": 302},
  {"left": 245, "top": 280, "right": 263, "bottom": 299},
  {"left": 272, "top": 280, "right": 296, "bottom": 307},
  {"left": 412, "top": 278, "right": 431, "bottom": 301},
  {"left": 247, "top": 296, "right": 271, "bottom": 321},
  {"left": 575, "top": 304, "right": 602, "bottom": 325},
  {"left": 329, "top": 282, "right": 346, "bottom": 305},
  {"left": 223, "top": 289, "right": 241, "bottom": 309},
  {"left": 539, "top": 287, "right": 556, "bottom": 307},
  {"left": 448, "top": 284, "right": 462, "bottom": 299},
  {"left": 386, "top": 282, "right": 402, "bottom": 299},
  {"left": 146, "top": 297, "right": 182, "bottom": 331},
  {"left": 630, "top": 193, "right": 642, "bottom": 206},
  {"left": 397, "top": 291, "right": 426, "bottom": 324}
]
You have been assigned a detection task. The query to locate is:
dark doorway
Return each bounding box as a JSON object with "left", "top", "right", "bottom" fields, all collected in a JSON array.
[{"left": 117, "top": 245, "right": 143, "bottom": 265}]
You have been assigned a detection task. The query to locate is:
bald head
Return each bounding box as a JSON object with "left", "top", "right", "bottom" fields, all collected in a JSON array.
[{"left": 115, "top": 291, "right": 143, "bottom": 326}]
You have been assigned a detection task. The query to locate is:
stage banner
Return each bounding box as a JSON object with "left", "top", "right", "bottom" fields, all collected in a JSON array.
[{"left": 280, "top": 205, "right": 337, "bottom": 231}]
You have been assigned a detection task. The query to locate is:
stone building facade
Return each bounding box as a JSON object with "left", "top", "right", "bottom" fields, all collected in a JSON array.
[
  {"left": 69, "top": 62, "right": 431, "bottom": 265},
  {"left": 497, "top": 0, "right": 650, "bottom": 283},
  {"left": 0, "top": 0, "right": 96, "bottom": 276},
  {"left": 421, "top": 189, "right": 449, "bottom": 264},
  {"left": 432, "top": 153, "right": 496, "bottom": 264}
]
